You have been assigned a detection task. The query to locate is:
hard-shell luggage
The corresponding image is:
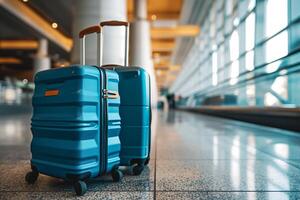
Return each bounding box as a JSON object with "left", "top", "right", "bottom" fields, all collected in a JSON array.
[
  {"left": 110, "top": 66, "right": 151, "bottom": 175},
  {"left": 99, "top": 21, "right": 152, "bottom": 175},
  {"left": 25, "top": 26, "right": 123, "bottom": 196}
]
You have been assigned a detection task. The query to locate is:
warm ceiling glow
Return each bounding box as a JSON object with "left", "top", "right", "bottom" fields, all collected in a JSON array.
[
  {"left": 51, "top": 22, "right": 58, "bottom": 29},
  {"left": 152, "top": 40, "right": 175, "bottom": 52},
  {"left": 54, "top": 61, "right": 70, "bottom": 68},
  {"left": 156, "top": 70, "right": 162, "bottom": 76},
  {"left": 0, "top": 40, "right": 38, "bottom": 49},
  {"left": 151, "top": 15, "right": 157, "bottom": 21},
  {"left": 1, "top": 0, "right": 72, "bottom": 51},
  {"left": 0, "top": 57, "right": 22, "bottom": 64},
  {"left": 151, "top": 25, "right": 200, "bottom": 39},
  {"left": 52, "top": 22, "right": 58, "bottom": 28},
  {"left": 22, "top": 0, "right": 28, "bottom": 2},
  {"left": 153, "top": 53, "right": 160, "bottom": 58}
]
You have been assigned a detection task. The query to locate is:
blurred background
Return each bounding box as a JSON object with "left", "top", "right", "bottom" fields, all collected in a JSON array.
[
  {"left": 1, "top": 1, "right": 300, "bottom": 199},
  {"left": 0, "top": 0, "right": 300, "bottom": 129}
]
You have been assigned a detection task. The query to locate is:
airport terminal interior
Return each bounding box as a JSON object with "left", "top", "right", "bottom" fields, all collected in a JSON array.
[{"left": 1, "top": 0, "right": 300, "bottom": 199}]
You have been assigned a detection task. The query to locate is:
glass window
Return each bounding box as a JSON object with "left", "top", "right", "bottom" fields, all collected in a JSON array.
[
  {"left": 212, "top": 51, "right": 218, "bottom": 86},
  {"left": 265, "top": 30, "right": 288, "bottom": 63},
  {"left": 264, "top": 75, "right": 288, "bottom": 106},
  {"left": 224, "top": 39, "right": 231, "bottom": 66},
  {"left": 246, "top": 83, "right": 256, "bottom": 105},
  {"left": 210, "top": 21, "right": 216, "bottom": 40},
  {"left": 216, "top": 0, "right": 224, "bottom": 11},
  {"left": 238, "top": 0, "right": 248, "bottom": 19},
  {"left": 218, "top": 68, "right": 225, "bottom": 83},
  {"left": 225, "top": 16, "right": 233, "bottom": 35},
  {"left": 239, "top": 0, "right": 256, "bottom": 19},
  {"left": 170, "top": 0, "right": 300, "bottom": 107},
  {"left": 290, "top": 23, "right": 300, "bottom": 50},
  {"left": 216, "top": 31, "right": 225, "bottom": 44},
  {"left": 230, "top": 60, "right": 239, "bottom": 85},
  {"left": 218, "top": 44, "right": 225, "bottom": 69},
  {"left": 226, "top": 0, "right": 234, "bottom": 16},
  {"left": 245, "top": 12, "right": 255, "bottom": 51},
  {"left": 264, "top": 92, "right": 280, "bottom": 106},
  {"left": 255, "top": 0, "right": 265, "bottom": 44},
  {"left": 239, "top": 54, "right": 246, "bottom": 74},
  {"left": 271, "top": 76, "right": 288, "bottom": 99},
  {"left": 248, "top": 0, "right": 256, "bottom": 11},
  {"left": 245, "top": 50, "right": 254, "bottom": 71},
  {"left": 238, "top": 21, "right": 245, "bottom": 55},
  {"left": 291, "top": 0, "right": 300, "bottom": 21},
  {"left": 230, "top": 30, "right": 239, "bottom": 61},
  {"left": 216, "top": 11, "right": 224, "bottom": 30},
  {"left": 265, "top": 0, "right": 287, "bottom": 37}
]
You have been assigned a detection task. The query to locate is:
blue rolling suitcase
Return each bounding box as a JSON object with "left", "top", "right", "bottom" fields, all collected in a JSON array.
[
  {"left": 25, "top": 26, "right": 123, "bottom": 196},
  {"left": 99, "top": 21, "right": 151, "bottom": 175},
  {"left": 111, "top": 66, "right": 151, "bottom": 175}
]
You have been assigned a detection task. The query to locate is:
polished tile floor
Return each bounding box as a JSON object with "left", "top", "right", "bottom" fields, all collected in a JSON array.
[{"left": 1, "top": 109, "right": 300, "bottom": 199}]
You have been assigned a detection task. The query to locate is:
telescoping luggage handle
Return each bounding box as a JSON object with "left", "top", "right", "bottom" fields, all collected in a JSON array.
[
  {"left": 79, "top": 26, "right": 119, "bottom": 99},
  {"left": 100, "top": 20, "right": 129, "bottom": 67},
  {"left": 79, "top": 25, "right": 102, "bottom": 66}
]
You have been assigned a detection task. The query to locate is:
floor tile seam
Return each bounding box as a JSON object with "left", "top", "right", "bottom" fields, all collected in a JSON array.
[
  {"left": 154, "top": 190, "right": 300, "bottom": 193},
  {"left": 0, "top": 190, "right": 155, "bottom": 193},
  {"left": 154, "top": 159, "right": 300, "bottom": 161},
  {"left": 2, "top": 190, "right": 300, "bottom": 193},
  {"left": 4, "top": 158, "right": 298, "bottom": 164},
  {"left": 154, "top": 158, "right": 281, "bottom": 160}
]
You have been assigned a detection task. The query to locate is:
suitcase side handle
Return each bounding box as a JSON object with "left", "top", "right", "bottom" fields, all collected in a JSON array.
[
  {"left": 100, "top": 20, "right": 129, "bottom": 67},
  {"left": 79, "top": 25, "right": 102, "bottom": 66},
  {"left": 103, "top": 89, "right": 120, "bottom": 99}
]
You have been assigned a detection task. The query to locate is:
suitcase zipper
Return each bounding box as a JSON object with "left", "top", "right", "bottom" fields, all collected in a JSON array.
[
  {"left": 101, "top": 68, "right": 108, "bottom": 175},
  {"left": 94, "top": 67, "right": 107, "bottom": 175}
]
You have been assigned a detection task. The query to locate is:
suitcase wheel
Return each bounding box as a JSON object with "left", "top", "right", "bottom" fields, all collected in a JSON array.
[
  {"left": 133, "top": 164, "right": 144, "bottom": 176},
  {"left": 25, "top": 171, "right": 39, "bottom": 184},
  {"left": 74, "top": 180, "right": 87, "bottom": 196},
  {"left": 112, "top": 168, "right": 123, "bottom": 182}
]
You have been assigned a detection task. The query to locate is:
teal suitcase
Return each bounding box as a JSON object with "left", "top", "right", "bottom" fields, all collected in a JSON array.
[
  {"left": 25, "top": 26, "right": 123, "bottom": 196},
  {"left": 99, "top": 21, "right": 151, "bottom": 175}
]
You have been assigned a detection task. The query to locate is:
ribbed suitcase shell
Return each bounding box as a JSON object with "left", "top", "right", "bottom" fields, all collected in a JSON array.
[
  {"left": 106, "top": 66, "right": 151, "bottom": 166},
  {"left": 31, "top": 65, "right": 121, "bottom": 179}
]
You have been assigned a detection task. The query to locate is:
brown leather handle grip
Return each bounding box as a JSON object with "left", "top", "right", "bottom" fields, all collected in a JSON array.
[
  {"left": 101, "top": 64, "right": 123, "bottom": 68},
  {"left": 100, "top": 20, "right": 129, "bottom": 27},
  {"left": 79, "top": 25, "right": 101, "bottom": 38}
]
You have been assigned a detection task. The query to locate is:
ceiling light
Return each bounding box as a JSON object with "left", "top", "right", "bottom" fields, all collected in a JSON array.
[
  {"left": 23, "top": 79, "right": 28, "bottom": 84},
  {"left": 151, "top": 15, "right": 157, "bottom": 21},
  {"left": 51, "top": 22, "right": 58, "bottom": 29},
  {"left": 22, "top": 0, "right": 29, "bottom": 2},
  {"left": 153, "top": 53, "right": 160, "bottom": 58}
]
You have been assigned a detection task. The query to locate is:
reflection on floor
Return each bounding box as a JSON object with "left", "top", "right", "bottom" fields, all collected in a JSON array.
[{"left": 1, "top": 109, "right": 300, "bottom": 199}]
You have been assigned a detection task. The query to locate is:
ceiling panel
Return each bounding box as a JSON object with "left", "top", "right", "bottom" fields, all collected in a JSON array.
[
  {"left": 1, "top": 0, "right": 189, "bottom": 88},
  {"left": 28, "top": 0, "right": 73, "bottom": 37}
]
